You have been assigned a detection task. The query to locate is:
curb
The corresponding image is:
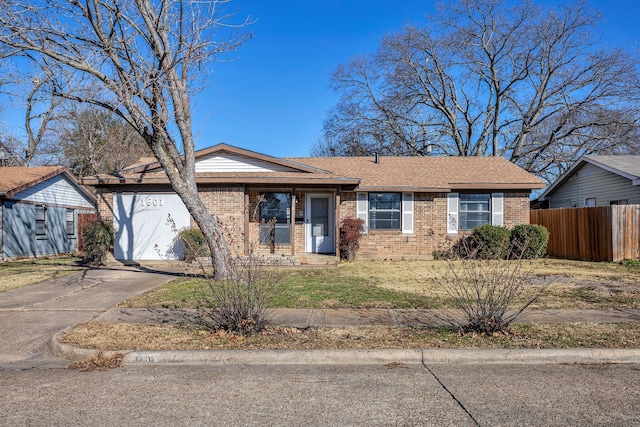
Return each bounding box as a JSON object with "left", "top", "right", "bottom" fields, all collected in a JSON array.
[
  {"left": 51, "top": 332, "right": 640, "bottom": 366},
  {"left": 50, "top": 329, "right": 126, "bottom": 362}
]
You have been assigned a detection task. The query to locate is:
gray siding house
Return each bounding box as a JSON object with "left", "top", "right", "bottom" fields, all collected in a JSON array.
[
  {"left": 1, "top": 167, "right": 96, "bottom": 260},
  {"left": 539, "top": 155, "right": 640, "bottom": 208}
]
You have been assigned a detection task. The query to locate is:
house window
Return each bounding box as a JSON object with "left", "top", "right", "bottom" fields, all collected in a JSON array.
[
  {"left": 259, "top": 192, "right": 291, "bottom": 244},
  {"left": 35, "top": 205, "right": 46, "bottom": 236},
  {"left": 610, "top": 199, "right": 628, "bottom": 205},
  {"left": 369, "top": 193, "right": 401, "bottom": 230},
  {"left": 66, "top": 209, "right": 75, "bottom": 235},
  {"left": 585, "top": 197, "right": 596, "bottom": 207},
  {"left": 459, "top": 194, "right": 491, "bottom": 230}
]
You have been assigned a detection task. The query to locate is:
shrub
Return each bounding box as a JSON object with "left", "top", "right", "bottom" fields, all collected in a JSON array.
[
  {"left": 198, "top": 252, "right": 282, "bottom": 336},
  {"left": 510, "top": 224, "right": 549, "bottom": 259},
  {"left": 339, "top": 217, "right": 365, "bottom": 261},
  {"left": 174, "top": 228, "right": 209, "bottom": 262},
  {"left": 469, "top": 224, "right": 511, "bottom": 259},
  {"left": 435, "top": 242, "right": 549, "bottom": 334},
  {"left": 192, "top": 216, "right": 282, "bottom": 336},
  {"left": 82, "top": 220, "right": 114, "bottom": 265}
]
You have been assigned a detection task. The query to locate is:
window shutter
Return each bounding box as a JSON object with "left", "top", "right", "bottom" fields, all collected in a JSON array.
[
  {"left": 356, "top": 192, "right": 368, "bottom": 234},
  {"left": 492, "top": 193, "right": 504, "bottom": 226},
  {"left": 402, "top": 192, "right": 414, "bottom": 234},
  {"left": 447, "top": 193, "right": 458, "bottom": 234}
]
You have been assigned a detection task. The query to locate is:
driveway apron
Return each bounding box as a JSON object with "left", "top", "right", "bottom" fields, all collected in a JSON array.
[{"left": 0, "top": 266, "right": 177, "bottom": 369}]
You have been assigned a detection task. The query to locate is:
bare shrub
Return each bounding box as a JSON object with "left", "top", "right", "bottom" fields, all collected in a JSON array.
[
  {"left": 437, "top": 240, "right": 548, "bottom": 334},
  {"left": 189, "top": 202, "right": 283, "bottom": 336}
]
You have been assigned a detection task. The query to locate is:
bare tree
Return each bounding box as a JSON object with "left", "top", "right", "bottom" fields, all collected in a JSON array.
[
  {"left": 315, "top": 0, "right": 640, "bottom": 182},
  {"left": 0, "top": 60, "right": 70, "bottom": 166},
  {"left": 60, "top": 106, "right": 152, "bottom": 176},
  {"left": 0, "top": 0, "right": 252, "bottom": 279}
]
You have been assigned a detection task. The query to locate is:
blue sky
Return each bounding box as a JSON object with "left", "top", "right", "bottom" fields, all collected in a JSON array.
[
  {"left": 2, "top": 0, "right": 639, "bottom": 159},
  {"left": 196, "top": 0, "right": 640, "bottom": 157}
]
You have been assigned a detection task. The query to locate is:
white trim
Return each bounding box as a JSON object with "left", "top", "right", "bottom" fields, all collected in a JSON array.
[
  {"left": 447, "top": 193, "right": 459, "bottom": 234},
  {"left": 491, "top": 193, "right": 504, "bottom": 226},
  {"left": 305, "top": 193, "right": 335, "bottom": 253},
  {"left": 356, "top": 192, "right": 368, "bottom": 234},
  {"left": 402, "top": 192, "right": 414, "bottom": 234}
]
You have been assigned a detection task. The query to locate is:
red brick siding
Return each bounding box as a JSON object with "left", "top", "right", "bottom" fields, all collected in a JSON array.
[{"left": 338, "top": 191, "right": 531, "bottom": 259}]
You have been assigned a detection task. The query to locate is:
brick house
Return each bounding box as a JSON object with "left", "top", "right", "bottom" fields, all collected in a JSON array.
[{"left": 83, "top": 144, "right": 545, "bottom": 262}]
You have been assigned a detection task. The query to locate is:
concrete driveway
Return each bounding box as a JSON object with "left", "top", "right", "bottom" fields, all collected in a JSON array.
[{"left": 0, "top": 266, "right": 178, "bottom": 369}]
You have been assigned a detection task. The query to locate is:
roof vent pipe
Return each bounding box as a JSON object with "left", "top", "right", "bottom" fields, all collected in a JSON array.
[{"left": 374, "top": 153, "right": 379, "bottom": 164}]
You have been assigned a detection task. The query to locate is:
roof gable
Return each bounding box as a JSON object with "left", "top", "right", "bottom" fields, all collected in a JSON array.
[
  {"left": 0, "top": 166, "right": 96, "bottom": 204},
  {"left": 122, "top": 144, "right": 329, "bottom": 174},
  {"left": 540, "top": 155, "right": 640, "bottom": 199}
]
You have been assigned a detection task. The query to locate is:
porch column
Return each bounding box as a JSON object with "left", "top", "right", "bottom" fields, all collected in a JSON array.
[
  {"left": 244, "top": 187, "right": 250, "bottom": 256},
  {"left": 290, "top": 190, "right": 296, "bottom": 257},
  {"left": 335, "top": 191, "right": 341, "bottom": 262}
]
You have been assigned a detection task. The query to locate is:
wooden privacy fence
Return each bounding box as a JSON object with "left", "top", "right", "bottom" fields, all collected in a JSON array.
[{"left": 530, "top": 205, "right": 640, "bottom": 262}]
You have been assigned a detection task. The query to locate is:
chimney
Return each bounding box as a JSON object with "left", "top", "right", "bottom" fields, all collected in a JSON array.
[{"left": 374, "top": 152, "right": 380, "bottom": 164}]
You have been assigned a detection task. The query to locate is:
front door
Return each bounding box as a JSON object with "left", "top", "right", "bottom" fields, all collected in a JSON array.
[{"left": 306, "top": 193, "right": 335, "bottom": 253}]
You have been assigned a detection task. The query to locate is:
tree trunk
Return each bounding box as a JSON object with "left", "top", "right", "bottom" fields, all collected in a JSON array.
[{"left": 163, "top": 169, "right": 233, "bottom": 280}]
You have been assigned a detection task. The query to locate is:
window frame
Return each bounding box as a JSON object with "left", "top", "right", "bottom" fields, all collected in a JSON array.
[
  {"left": 458, "top": 193, "right": 491, "bottom": 231},
  {"left": 35, "top": 205, "right": 46, "bottom": 236},
  {"left": 368, "top": 192, "right": 402, "bottom": 231},
  {"left": 259, "top": 192, "right": 292, "bottom": 245},
  {"left": 66, "top": 208, "right": 75, "bottom": 236}
]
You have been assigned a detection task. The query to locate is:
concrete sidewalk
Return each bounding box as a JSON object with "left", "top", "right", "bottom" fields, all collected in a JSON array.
[{"left": 94, "top": 306, "right": 640, "bottom": 328}]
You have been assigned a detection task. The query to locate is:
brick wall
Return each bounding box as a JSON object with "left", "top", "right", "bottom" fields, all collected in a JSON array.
[
  {"left": 95, "top": 186, "right": 532, "bottom": 259},
  {"left": 339, "top": 191, "right": 532, "bottom": 259}
]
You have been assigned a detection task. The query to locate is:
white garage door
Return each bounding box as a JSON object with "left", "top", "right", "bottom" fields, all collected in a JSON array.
[{"left": 113, "top": 193, "right": 191, "bottom": 260}]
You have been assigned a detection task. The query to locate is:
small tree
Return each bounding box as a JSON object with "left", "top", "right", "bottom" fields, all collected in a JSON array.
[
  {"left": 339, "top": 217, "right": 365, "bottom": 261},
  {"left": 82, "top": 220, "right": 114, "bottom": 266}
]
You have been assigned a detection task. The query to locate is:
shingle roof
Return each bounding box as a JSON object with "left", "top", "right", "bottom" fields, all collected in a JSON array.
[
  {"left": 539, "top": 155, "right": 640, "bottom": 199},
  {"left": 87, "top": 144, "right": 545, "bottom": 191},
  {"left": 0, "top": 166, "right": 66, "bottom": 196},
  {"left": 288, "top": 155, "right": 545, "bottom": 190},
  {"left": 583, "top": 155, "right": 640, "bottom": 179}
]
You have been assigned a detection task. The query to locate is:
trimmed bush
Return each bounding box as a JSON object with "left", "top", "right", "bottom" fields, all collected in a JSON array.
[
  {"left": 510, "top": 224, "right": 549, "bottom": 259},
  {"left": 339, "top": 217, "right": 365, "bottom": 261},
  {"left": 469, "top": 224, "right": 511, "bottom": 259},
  {"left": 175, "top": 228, "right": 209, "bottom": 262},
  {"left": 82, "top": 220, "right": 114, "bottom": 265}
]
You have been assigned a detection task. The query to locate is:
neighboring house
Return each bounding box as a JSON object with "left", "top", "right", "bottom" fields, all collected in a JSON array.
[
  {"left": 538, "top": 155, "right": 640, "bottom": 208},
  {"left": 82, "top": 144, "right": 545, "bottom": 262},
  {"left": 0, "top": 167, "right": 97, "bottom": 260}
]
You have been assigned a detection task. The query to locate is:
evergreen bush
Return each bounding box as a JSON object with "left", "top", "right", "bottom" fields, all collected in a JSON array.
[
  {"left": 82, "top": 220, "right": 114, "bottom": 265},
  {"left": 510, "top": 224, "right": 549, "bottom": 259},
  {"left": 469, "top": 224, "right": 511, "bottom": 259}
]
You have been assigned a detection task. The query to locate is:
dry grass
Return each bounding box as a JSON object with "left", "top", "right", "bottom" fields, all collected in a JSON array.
[
  {"left": 67, "top": 351, "right": 125, "bottom": 371},
  {"left": 120, "top": 258, "right": 640, "bottom": 310},
  {"left": 62, "top": 322, "right": 640, "bottom": 351},
  {"left": 0, "top": 256, "right": 85, "bottom": 292}
]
